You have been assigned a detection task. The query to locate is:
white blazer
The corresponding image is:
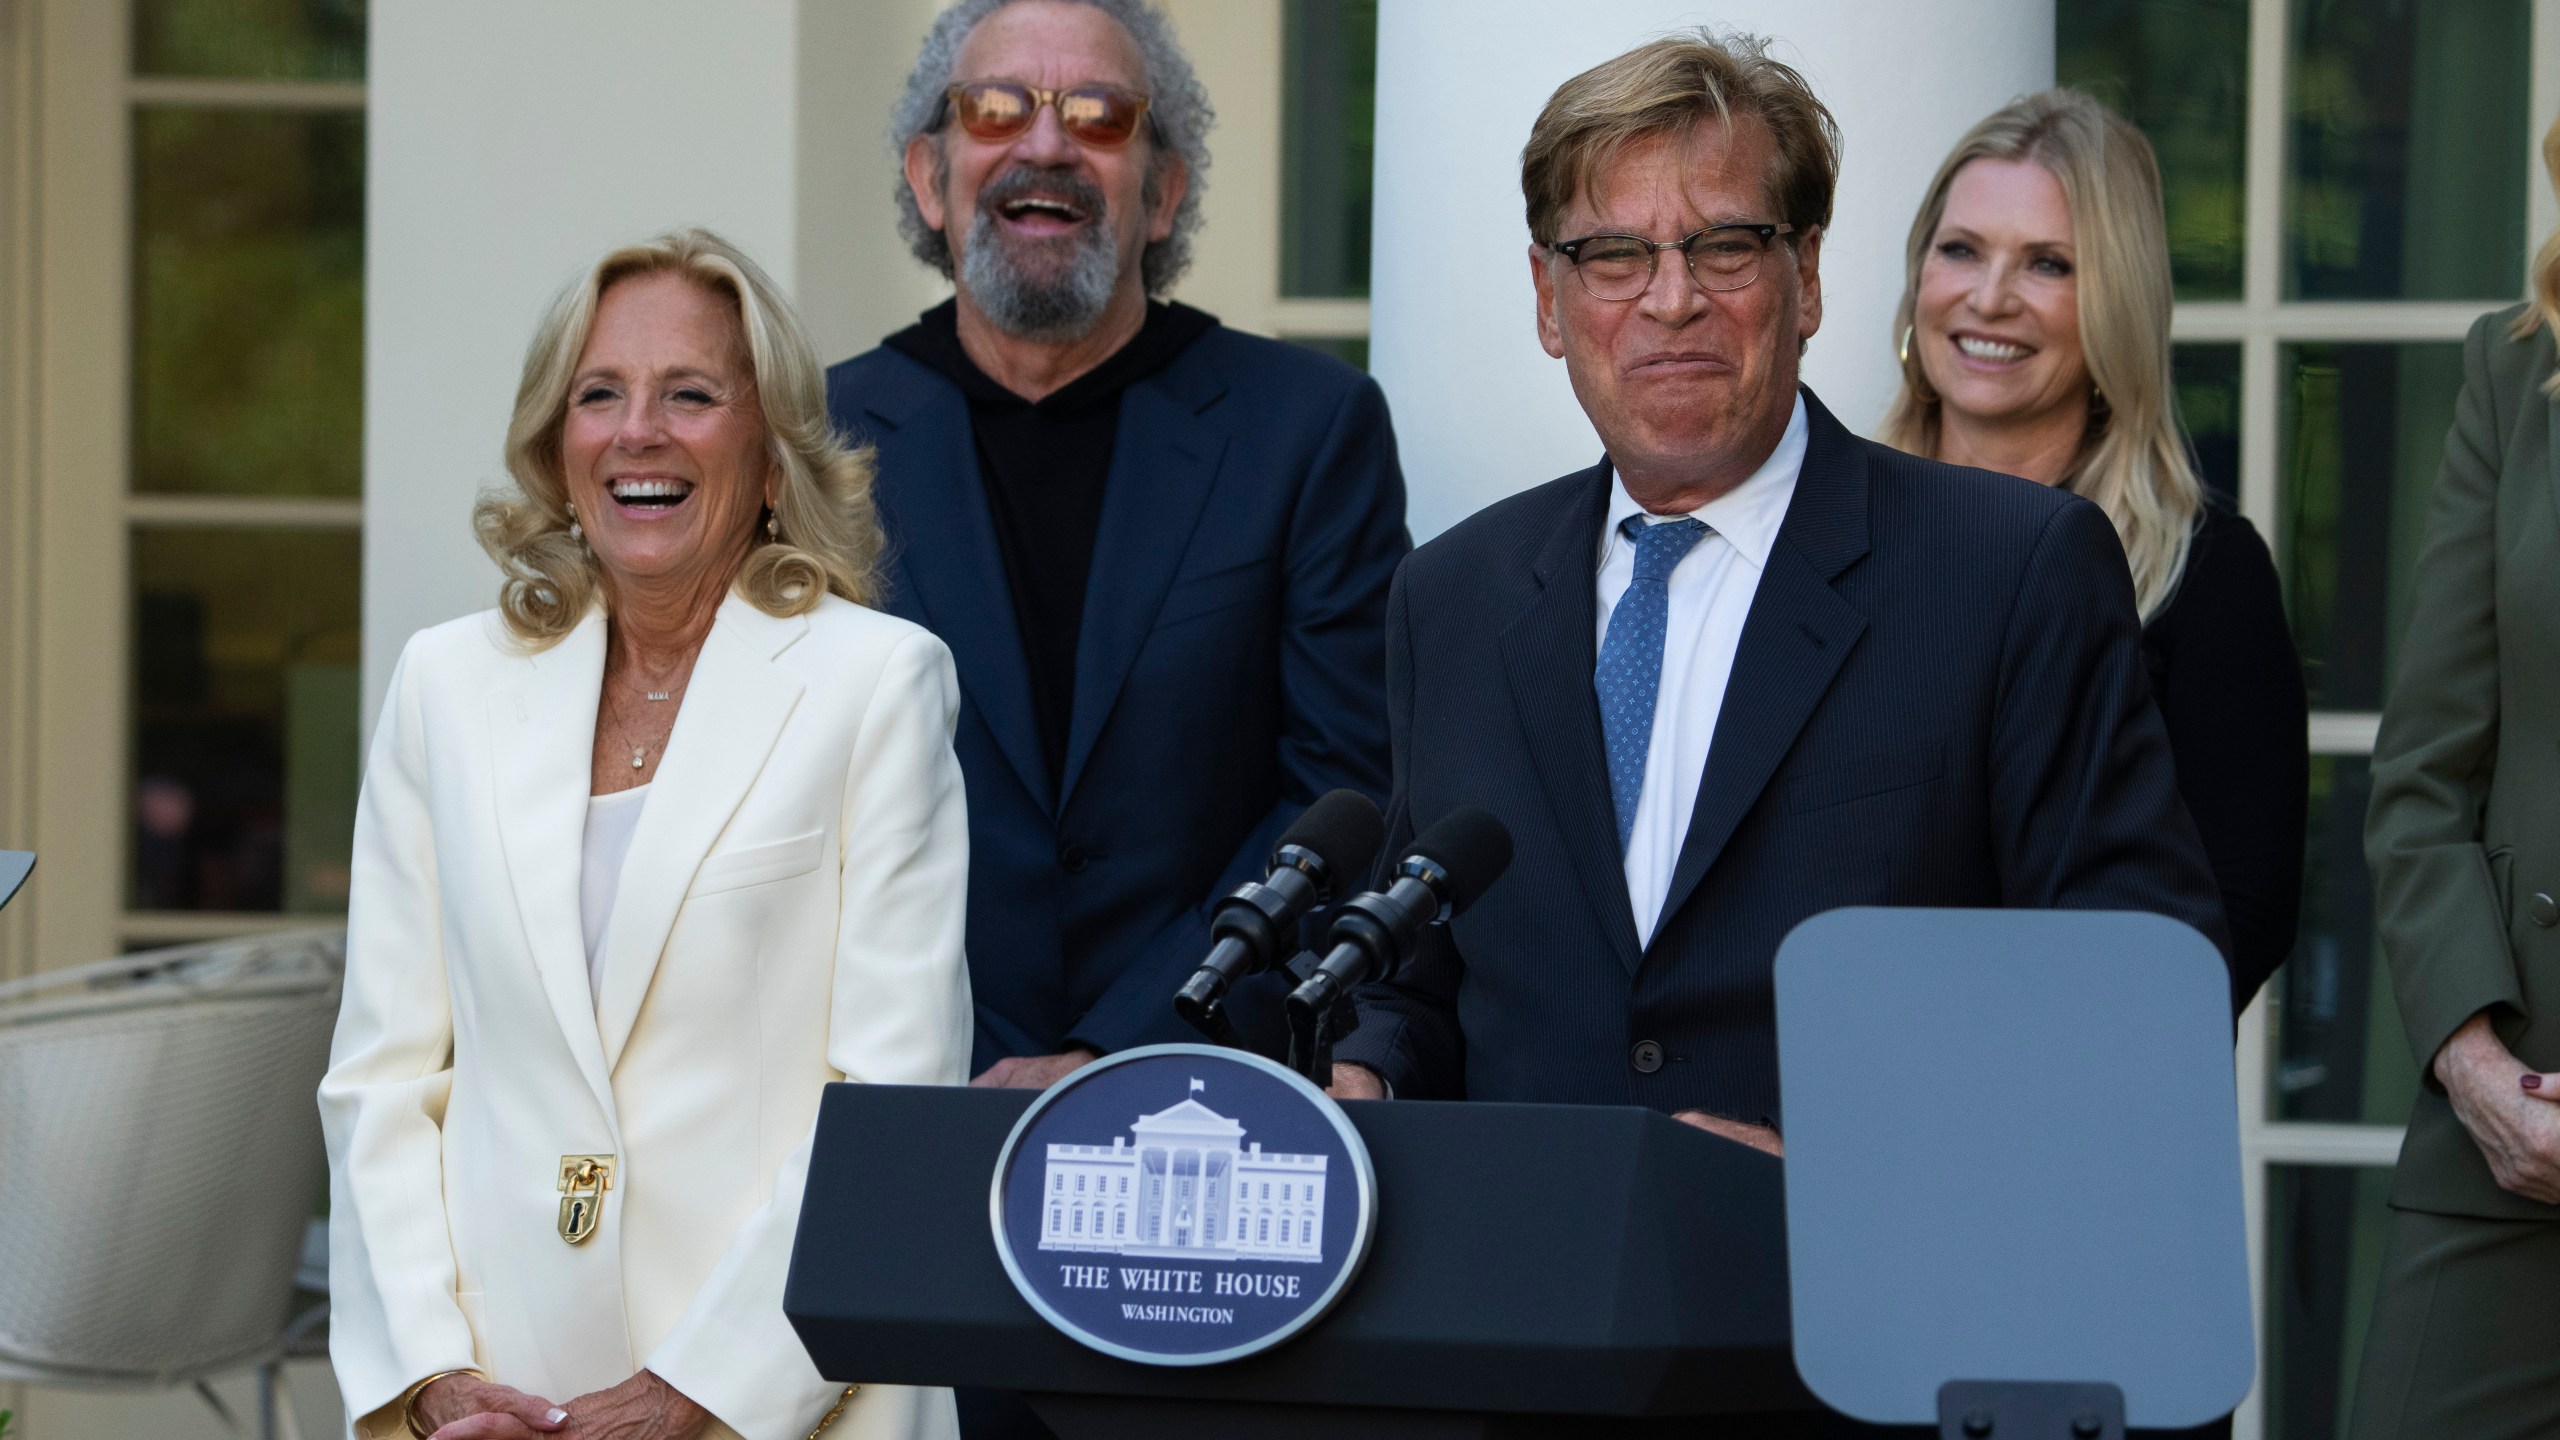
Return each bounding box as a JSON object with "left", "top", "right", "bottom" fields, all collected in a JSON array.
[{"left": 321, "top": 592, "right": 972, "bottom": 1440}]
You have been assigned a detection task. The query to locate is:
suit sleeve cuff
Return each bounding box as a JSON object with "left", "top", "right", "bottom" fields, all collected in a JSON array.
[{"left": 1330, "top": 1014, "right": 1414, "bottom": 1098}]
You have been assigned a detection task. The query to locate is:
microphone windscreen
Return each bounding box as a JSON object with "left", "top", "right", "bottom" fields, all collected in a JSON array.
[
  {"left": 1406, "top": 806, "right": 1514, "bottom": 915},
  {"left": 1276, "top": 789, "right": 1387, "bottom": 884}
]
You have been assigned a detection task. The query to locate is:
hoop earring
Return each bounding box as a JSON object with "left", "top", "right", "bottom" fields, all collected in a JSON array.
[
  {"left": 567, "top": 501, "right": 582, "bottom": 543},
  {"left": 1900, "top": 324, "right": 1938, "bottom": 403}
]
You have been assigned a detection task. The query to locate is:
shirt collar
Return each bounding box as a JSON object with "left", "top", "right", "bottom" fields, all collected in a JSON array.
[
  {"left": 881, "top": 297, "right": 1219, "bottom": 414},
  {"left": 1600, "top": 390, "right": 1809, "bottom": 572}
]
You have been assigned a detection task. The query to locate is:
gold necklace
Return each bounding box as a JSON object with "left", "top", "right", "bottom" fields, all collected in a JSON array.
[
  {"left": 604, "top": 688, "right": 676, "bottom": 772},
  {"left": 603, "top": 645, "right": 698, "bottom": 770},
  {"left": 620, "top": 671, "right": 687, "bottom": 705}
]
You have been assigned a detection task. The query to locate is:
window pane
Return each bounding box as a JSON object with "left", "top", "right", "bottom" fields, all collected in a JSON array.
[
  {"left": 1285, "top": 334, "right": 1368, "bottom": 371},
  {"left": 2265, "top": 1165, "right": 2394, "bottom": 1440},
  {"left": 134, "top": 107, "right": 364, "bottom": 497},
  {"left": 132, "top": 527, "right": 361, "bottom": 914},
  {"left": 2279, "top": 341, "right": 2462, "bottom": 711},
  {"left": 1280, "top": 0, "right": 1376, "bottom": 298},
  {"left": 2174, "top": 342, "right": 2242, "bottom": 510},
  {"left": 133, "top": 0, "right": 365, "bottom": 82},
  {"left": 2285, "top": 0, "right": 2530, "bottom": 300},
  {"left": 2058, "top": 0, "right": 2249, "bottom": 299},
  {"left": 2272, "top": 756, "right": 2421, "bottom": 1126}
]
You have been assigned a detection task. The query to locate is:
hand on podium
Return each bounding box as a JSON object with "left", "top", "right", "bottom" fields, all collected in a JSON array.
[
  {"left": 1328, "top": 1062, "right": 1389, "bottom": 1100},
  {"left": 1671, "top": 1110, "right": 1784, "bottom": 1158},
  {"left": 2440, "top": 1011, "right": 2560, "bottom": 1203},
  {"left": 972, "top": 1048, "right": 1098, "bottom": 1090}
]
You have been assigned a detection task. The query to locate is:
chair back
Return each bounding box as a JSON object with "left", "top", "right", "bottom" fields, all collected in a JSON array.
[{"left": 0, "top": 930, "right": 342, "bottom": 1386}]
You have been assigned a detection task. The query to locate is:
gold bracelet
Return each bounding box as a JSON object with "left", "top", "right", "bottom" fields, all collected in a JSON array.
[
  {"left": 805, "top": 1384, "right": 860, "bottom": 1440},
  {"left": 400, "top": 1368, "right": 484, "bottom": 1439}
]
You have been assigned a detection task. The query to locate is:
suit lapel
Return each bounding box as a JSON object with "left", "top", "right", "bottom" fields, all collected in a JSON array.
[
  {"left": 487, "top": 609, "right": 617, "bottom": 1112},
  {"left": 594, "top": 594, "right": 808, "bottom": 1071},
  {"left": 1651, "top": 393, "right": 1871, "bottom": 939},
  {"left": 861, "top": 362, "right": 1054, "bottom": 814},
  {"left": 1500, "top": 462, "right": 1645, "bottom": 974},
  {"left": 1058, "top": 362, "right": 1229, "bottom": 804}
]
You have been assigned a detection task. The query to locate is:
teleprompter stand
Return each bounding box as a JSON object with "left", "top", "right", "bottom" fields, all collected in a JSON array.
[
  {"left": 783, "top": 1084, "right": 1819, "bottom": 1438},
  {"left": 1775, "top": 908, "right": 2255, "bottom": 1438}
]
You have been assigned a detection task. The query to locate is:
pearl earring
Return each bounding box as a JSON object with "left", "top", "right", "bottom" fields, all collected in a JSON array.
[
  {"left": 766, "top": 510, "right": 780, "bottom": 541},
  {"left": 567, "top": 501, "right": 582, "bottom": 543}
]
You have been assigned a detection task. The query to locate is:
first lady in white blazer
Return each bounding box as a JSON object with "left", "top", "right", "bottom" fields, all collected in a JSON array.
[{"left": 321, "top": 229, "right": 971, "bottom": 1440}]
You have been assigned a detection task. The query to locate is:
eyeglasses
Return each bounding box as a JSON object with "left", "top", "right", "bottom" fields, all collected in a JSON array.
[
  {"left": 1548, "top": 223, "right": 1797, "bottom": 301},
  {"left": 941, "top": 80, "right": 1154, "bottom": 149}
]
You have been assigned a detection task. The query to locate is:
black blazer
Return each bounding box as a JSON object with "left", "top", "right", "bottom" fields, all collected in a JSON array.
[
  {"left": 827, "top": 329, "right": 1409, "bottom": 1070},
  {"left": 1337, "top": 390, "right": 2228, "bottom": 1124},
  {"left": 2141, "top": 506, "right": 2306, "bottom": 1013}
]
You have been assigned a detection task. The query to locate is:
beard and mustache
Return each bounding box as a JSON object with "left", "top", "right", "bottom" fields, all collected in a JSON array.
[{"left": 959, "top": 165, "right": 1126, "bottom": 344}]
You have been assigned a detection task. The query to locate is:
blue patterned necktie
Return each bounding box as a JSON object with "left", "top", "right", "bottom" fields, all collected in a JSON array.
[{"left": 1596, "top": 514, "right": 1709, "bottom": 853}]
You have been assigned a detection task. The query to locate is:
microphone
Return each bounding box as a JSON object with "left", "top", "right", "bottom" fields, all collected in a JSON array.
[
  {"left": 1172, "top": 790, "right": 1386, "bottom": 1033},
  {"left": 1285, "top": 806, "right": 1513, "bottom": 1021}
]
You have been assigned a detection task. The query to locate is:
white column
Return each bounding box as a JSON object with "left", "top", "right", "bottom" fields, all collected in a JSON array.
[
  {"left": 361, "top": 0, "right": 948, "bottom": 728},
  {"left": 1369, "top": 1, "right": 2054, "bottom": 541}
]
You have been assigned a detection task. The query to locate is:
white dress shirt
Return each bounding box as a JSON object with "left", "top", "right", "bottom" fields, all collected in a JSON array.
[{"left": 1595, "top": 392, "right": 1807, "bottom": 945}]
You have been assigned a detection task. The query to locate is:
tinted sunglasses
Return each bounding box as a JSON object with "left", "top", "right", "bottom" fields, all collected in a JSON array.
[{"left": 943, "top": 80, "right": 1153, "bottom": 148}]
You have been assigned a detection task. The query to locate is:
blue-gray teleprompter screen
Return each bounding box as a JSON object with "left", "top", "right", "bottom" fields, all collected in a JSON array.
[{"left": 1776, "top": 908, "right": 2254, "bottom": 1428}]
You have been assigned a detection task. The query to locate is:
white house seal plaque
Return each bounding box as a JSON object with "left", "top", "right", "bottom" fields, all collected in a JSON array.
[{"left": 988, "top": 1043, "right": 1377, "bottom": 1365}]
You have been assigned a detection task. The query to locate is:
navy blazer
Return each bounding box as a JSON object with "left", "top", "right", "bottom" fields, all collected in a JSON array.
[
  {"left": 1337, "top": 390, "right": 2228, "bottom": 1123},
  {"left": 826, "top": 328, "right": 1408, "bottom": 1071}
]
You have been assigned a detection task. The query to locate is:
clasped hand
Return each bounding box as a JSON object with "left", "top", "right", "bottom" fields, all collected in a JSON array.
[
  {"left": 417, "top": 1370, "right": 708, "bottom": 1440},
  {"left": 2438, "top": 1011, "right": 2560, "bottom": 1204}
]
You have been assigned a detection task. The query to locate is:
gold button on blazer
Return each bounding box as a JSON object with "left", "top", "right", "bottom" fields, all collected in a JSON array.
[{"left": 321, "top": 592, "right": 972, "bottom": 1440}]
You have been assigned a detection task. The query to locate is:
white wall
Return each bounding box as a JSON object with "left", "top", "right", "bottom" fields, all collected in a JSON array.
[
  {"left": 362, "top": 0, "right": 946, "bottom": 728},
  {"left": 1369, "top": 1, "right": 2054, "bottom": 542}
]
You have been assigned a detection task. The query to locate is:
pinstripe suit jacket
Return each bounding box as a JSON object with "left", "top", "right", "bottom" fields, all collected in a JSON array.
[{"left": 1337, "top": 389, "right": 2229, "bottom": 1124}]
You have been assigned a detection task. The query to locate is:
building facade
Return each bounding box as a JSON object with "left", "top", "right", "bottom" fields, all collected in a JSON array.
[{"left": 1040, "top": 1097, "right": 1329, "bottom": 1261}]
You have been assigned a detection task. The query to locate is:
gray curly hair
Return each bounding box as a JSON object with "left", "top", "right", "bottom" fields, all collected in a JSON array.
[{"left": 890, "top": 0, "right": 1213, "bottom": 297}]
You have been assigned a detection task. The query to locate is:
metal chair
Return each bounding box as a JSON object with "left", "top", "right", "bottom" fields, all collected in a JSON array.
[{"left": 0, "top": 928, "right": 343, "bottom": 1439}]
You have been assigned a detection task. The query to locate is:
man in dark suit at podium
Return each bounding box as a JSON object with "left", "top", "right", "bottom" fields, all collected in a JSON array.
[{"left": 1329, "top": 31, "right": 2226, "bottom": 1154}]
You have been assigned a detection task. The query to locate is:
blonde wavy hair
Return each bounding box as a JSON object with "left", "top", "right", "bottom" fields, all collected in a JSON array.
[
  {"left": 2509, "top": 109, "right": 2560, "bottom": 395},
  {"left": 473, "top": 228, "right": 881, "bottom": 644},
  {"left": 1879, "top": 90, "right": 2200, "bottom": 622}
]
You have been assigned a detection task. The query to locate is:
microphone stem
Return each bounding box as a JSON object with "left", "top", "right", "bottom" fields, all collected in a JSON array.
[{"left": 1285, "top": 990, "right": 1325, "bottom": 1083}]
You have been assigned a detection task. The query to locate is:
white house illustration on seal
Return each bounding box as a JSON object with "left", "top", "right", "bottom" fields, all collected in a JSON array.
[{"left": 1038, "top": 1080, "right": 1327, "bottom": 1263}]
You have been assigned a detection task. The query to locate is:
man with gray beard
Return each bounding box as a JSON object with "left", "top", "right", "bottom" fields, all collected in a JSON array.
[{"left": 826, "top": 1, "right": 1407, "bottom": 1121}]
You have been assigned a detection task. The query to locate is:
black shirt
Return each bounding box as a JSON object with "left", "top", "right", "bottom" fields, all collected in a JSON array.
[
  {"left": 2140, "top": 505, "right": 2309, "bottom": 1013},
  {"left": 885, "top": 299, "right": 1218, "bottom": 784}
]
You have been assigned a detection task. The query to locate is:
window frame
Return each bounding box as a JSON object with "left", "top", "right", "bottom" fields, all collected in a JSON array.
[
  {"left": 2211, "top": 2, "right": 2560, "bottom": 1435},
  {"left": 116, "top": 48, "right": 365, "bottom": 945},
  {"left": 2, "top": 3, "right": 370, "bottom": 975}
]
